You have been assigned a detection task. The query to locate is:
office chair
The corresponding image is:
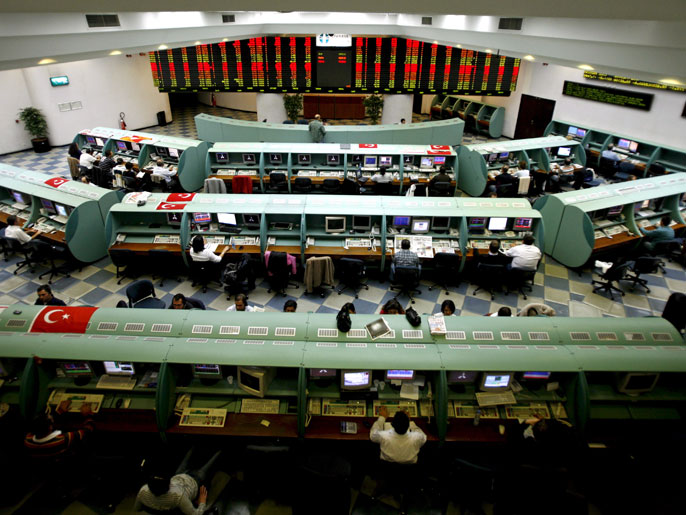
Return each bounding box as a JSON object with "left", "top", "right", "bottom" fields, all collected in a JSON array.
[
  {"left": 37, "top": 243, "right": 74, "bottom": 284},
  {"left": 662, "top": 292, "right": 686, "bottom": 334},
  {"left": 531, "top": 170, "right": 548, "bottom": 195},
  {"left": 267, "top": 172, "right": 289, "bottom": 193},
  {"left": 615, "top": 160, "right": 636, "bottom": 181},
  {"left": 293, "top": 177, "right": 313, "bottom": 193},
  {"left": 322, "top": 178, "right": 341, "bottom": 194},
  {"left": 123, "top": 176, "right": 139, "bottom": 192},
  {"left": 336, "top": 257, "right": 369, "bottom": 298},
  {"left": 648, "top": 162, "right": 666, "bottom": 177},
  {"left": 625, "top": 256, "right": 662, "bottom": 293},
  {"left": 374, "top": 182, "right": 394, "bottom": 196},
  {"left": 282, "top": 119, "right": 294, "bottom": 124},
  {"left": 125, "top": 279, "right": 166, "bottom": 308},
  {"left": 472, "top": 262, "right": 508, "bottom": 300},
  {"left": 9, "top": 238, "right": 49, "bottom": 275},
  {"left": 583, "top": 168, "right": 601, "bottom": 188},
  {"left": 390, "top": 265, "right": 421, "bottom": 303},
  {"left": 591, "top": 261, "right": 631, "bottom": 300},
  {"left": 190, "top": 260, "right": 221, "bottom": 293},
  {"left": 410, "top": 183, "right": 428, "bottom": 196},
  {"left": 67, "top": 157, "right": 80, "bottom": 180},
  {"left": 341, "top": 178, "right": 360, "bottom": 195},
  {"left": 428, "top": 252, "right": 461, "bottom": 294},
  {"left": 0, "top": 228, "right": 15, "bottom": 262},
  {"left": 266, "top": 251, "right": 299, "bottom": 296},
  {"left": 597, "top": 156, "right": 618, "bottom": 179},
  {"left": 508, "top": 261, "right": 540, "bottom": 300},
  {"left": 109, "top": 248, "right": 141, "bottom": 284},
  {"left": 572, "top": 169, "right": 586, "bottom": 190},
  {"left": 651, "top": 239, "right": 682, "bottom": 272},
  {"left": 430, "top": 181, "right": 453, "bottom": 197},
  {"left": 90, "top": 165, "right": 104, "bottom": 187},
  {"left": 148, "top": 249, "right": 183, "bottom": 287},
  {"left": 203, "top": 177, "right": 227, "bottom": 193},
  {"left": 517, "top": 176, "right": 532, "bottom": 196},
  {"left": 297, "top": 119, "right": 309, "bottom": 125},
  {"left": 223, "top": 253, "right": 256, "bottom": 299}
]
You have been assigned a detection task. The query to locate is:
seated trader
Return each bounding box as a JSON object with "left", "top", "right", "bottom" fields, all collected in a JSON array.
[
  {"left": 429, "top": 166, "right": 452, "bottom": 186},
  {"left": 494, "top": 166, "right": 516, "bottom": 196},
  {"left": 371, "top": 167, "right": 393, "bottom": 184},
  {"left": 370, "top": 406, "right": 427, "bottom": 464},
  {"left": 504, "top": 234, "right": 541, "bottom": 271},
  {"left": 380, "top": 298, "right": 405, "bottom": 315},
  {"left": 226, "top": 293, "right": 255, "bottom": 312},
  {"left": 79, "top": 148, "right": 97, "bottom": 171},
  {"left": 189, "top": 235, "right": 228, "bottom": 263},
  {"left": 152, "top": 159, "right": 177, "bottom": 186},
  {"left": 601, "top": 143, "right": 621, "bottom": 162},
  {"left": 391, "top": 238, "right": 420, "bottom": 280},
  {"left": 170, "top": 293, "right": 191, "bottom": 310},
  {"left": 480, "top": 240, "right": 509, "bottom": 265},
  {"left": 283, "top": 299, "right": 297, "bottom": 312},
  {"left": 560, "top": 157, "right": 575, "bottom": 173},
  {"left": 438, "top": 299, "right": 456, "bottom": 316},
  {"left": 99, "top": 150, "right": 116, "bottom": 175},
  {"left": 490, "top": 306, "right": 513, "bottom": 317},
  {"left": 24, "top": 399, "right": 94, "bottom": 458},
  {"left": 112, "top": 158, "right": 127, "bottom": 173},
  {"left": 513, "top": 161, "right": 530, "bottom": 178},
  {"left": 641, "top": 215, "right": 675, "bottom": 252},
  {"left": 4, "top": 215, "right": 41, "bottom": 244},
  {"left": 35, "top": 284, "right": 66, "bottom": 306}
]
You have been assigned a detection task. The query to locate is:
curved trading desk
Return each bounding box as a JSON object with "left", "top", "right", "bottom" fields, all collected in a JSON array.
[{"left": 430, "top": 95, "right": 506, "bottom": 138}]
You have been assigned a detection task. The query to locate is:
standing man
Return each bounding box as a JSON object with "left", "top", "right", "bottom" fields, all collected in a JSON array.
[
  {"left": 35, "top": 284, "right": 67, "bottom": 306},
  {"left": 504, "top": 235, "right": 541, "bottom": 271},
  {"left": 308, "top": 114, "right": 326, "bottom": 143},
  {"left": 370, "top": 407, "right": 427, "bottom": 464}
]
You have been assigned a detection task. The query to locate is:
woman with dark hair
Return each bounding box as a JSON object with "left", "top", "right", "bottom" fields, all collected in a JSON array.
[
  {"left": 189, "top": 235, "right": 227, "bottom": 263},
  {"left": 380, "top": 298, "right": 405, "bottom": 315},
  {"left": 440, "top": 299, "right": 456, "bottom": 316},
  {"left": 68, "top": 142, "right": 81, "bottom": 159},
  {"left": 341, "top": 302, "right": 356, "bottom": 314}
]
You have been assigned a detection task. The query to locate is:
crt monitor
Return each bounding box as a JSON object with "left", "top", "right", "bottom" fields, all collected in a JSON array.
[
  {"left": 629, "top": 141, "right": 639, "bottom": 152},
  {"left": 557, "top": 147, "right": 572, "bottom": 157},
  {"left": 607, "top": 205, "right": 623, "bottom": 216},
  {"left": 325, "top": 216, "right": 346, "bottom": 233},
  {"left": 237, "top": 366, "right": 275, "bottom": 398},
  {"left": 386, "top": 370, "right": 415, "bottom": 381},
  {"left": 243, "top": 153, "right": 256, "bottom": 165},
  {"left": 168, "top": 148, "right": 179, "bottom": 158},
  {"left": 432, "top": 216, "right": 450, "bottom": 231},
  {"left": 379, "top": 156, "right": 392, "bottom": 167},
  {"left": 341, "top": 370, "right": 372, "bottom": 391},
  {"left": 85, "top": 136, "right": 96, "bottom": 145},
  {"left": 310, "top": 368, "right": 337, "bottom": 378},
  {"left": 498, "top": 152, "right": 510, "bottom": 160},
  {"left": 59, "top": 361, "right": 93, "bottom": 377},
  {"left": 513, "top": 217, "right": 533, "bottom": 230},
  {"left": 193, "top": 212, "right": 212, "bottom": 224},
  {"left": 434, "top": 156, "right": 446, "bottom": 165},
  {"left": 468, "top": 217, "right": 486, "bottom": 230},
  {"left": 94, "top": 138, "right": 105, "bottom": 147},
  {"left": 576, "top": 128, "right": 587, "bottom": 138},
  {"left": 617, "top": 138, "right": 631, "bottom": 150},
  {"left": 447, "top": 371, "right": 478, "bottom": 384},
  {"left": 364, "top": 156, "right": 377, "bottom": 167},
  {"left": 116, "top": 140, "right": 128, "bottom": 151},
  {"left": 155, "top": 146, "right": 168, "bottom": 157},
  {"left": 420, "top": 156, "right": 433, "bottom": 168},
  {"left": 488, "top": 217, "right": 508, "bottom": 231},
  {"left": 242, "top": 213, "right": 261, "bottom": 228},
  {"left": 412, "top": 219, "right": 430, "bottom": 234},
  {"left": 167, "top": 212, "right": 182, "bottom": 226},
  {"left": 215, "top": 152, "right": 228, "bottom": 164},
  {"left": 522, "top": 371, "right": 551, "bottom": 380},
  {"left": 217, "top": 212, "right": 237, "bottom": 225},
  {"left": 479, "top": 372, "right": 512, "bottom": 391},
  {"left": 327, "top": 154, "right": 340, "bottom": 165},
  {"left": 41, "top": 198, "right": 56, "bottom": 214},
  {"left": 616, "top": 372, "right": 660, "bottom": 395},
  {"left": 55, "top": 203, "right": 68, "bottom": 218},
  {"left": 403, "top": 156, "right": 413, "bottom": 164},
  {"left": 298, "top": 154, "right": 311, "bottom": 165},
  {"left": 269, "top": 153, "right": 282, "bottom": 165},
  {"left": 193, "top": 364, "right": 222, "bottom": 378},
  {"left": 352, "top": 215, "right": 372, "bottom": 231},
  {"left": 567, "top": 126, "right": 578, "bottom": 136},
  {"left": 11, "top": 191, "right": 29, "bottom": 205},
  {"left": 487, "top": 153, "right": 498, "bottom": 163},
  {"left": 351, "top": 155, "right": 362, "bottom": 164},
  {"left": 104, "top": 361, "right": 135, "bottom": 376},
  {"left": 392, "top": 215, "right": 411, "bottom": 228},
  {"left": 131, "top": 142, "right": 141, "bottom": 152}
]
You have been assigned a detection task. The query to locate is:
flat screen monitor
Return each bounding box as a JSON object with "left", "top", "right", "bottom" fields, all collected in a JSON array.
[
  {"left": 168, "top": 148, "right": 179, "bottom": 158},
  {"left": 607, "top": 205, "right": 623, "bottom": 216},
  {"left": 403, "top": 156, "right": 413, "bottom": 164},
  {"left": 193, "top": 212, "right": 212, "bottom": 224},
  {"left": 269, "top": 153, "right": 282, "bottom": 165},
  {"left": 41, "top": 198, "right": 56, "bottom": 214},
  {"left": 567, "top": 126, "right": 578, "bottom": 136},
  {"left": 325, "top": 216, "right": 346, "bottom": 233},
  {"left": 155, "top": 146, "right": 168, "bottom": 157},
  {"left": 237, "top": 366, "right": 275, "bottom": 398},
  {"left": 310, "top": 368, "right": 337, "bottom": 378},
  {"left": 617, "top": 138, "right": 631, "bottom": 150},
  {"left": 243, "top": 153, "right": 256, "bottom": 165},
  {"left": 468, "top": 217, "right": 486, "bottom": 229},
  {"left": 522, "top": 371, "right": 551, "bottom": 380},
  {"left": 131, "top": 142, "right": 141, "bottom": 152},
  {"left": 85, "top": 136, "right": 96, "bottom": 145},
  {"left": 193, "top": 364, "right": 222, "bottom": 378},
  {"left": 487, "top": 153, "right": 498, "bottom": 163},
  {"left": 480, "top": 372, "right": 512, "bottom": 391},
  {"left": 488, "top": 217, "right": 508, "bottom": 231},
  {"left": 352, "top": 215, "right": 372, "bottom": 231},
  {"left": 557, "top": 147, "right": 572, "bottom": 157},
  {"left": 364, "top": 156, "right": 377, "bottom": 167},
  {"left": 215, "top": 152, "right": 228, "bottom": 164},
  {"left": 55, "top": 203, "right": 68, "bottom": 218},
  {"left": 340, "top": 370, "right": 372, "bottom": 391},
  {"left": 629, "top": 141, "right": 639, "bottom": 152},
  {"left": 431, "top": 216, "right": 450, "bottom": 231},
  {"left": 499, "top": 152, "right": 510, "bottom": 160},
  {"left": 11, "top": 191, "right": 28, "bottom": 204},
  {"left": 379, "top": 156, "right": 392, "bottom": 167},
  {"left": 412, "top": 219, "right": 430, "bottom": 234},
  {"left": 60, "top": 361, "right": 93, "bottom": 377},
  {"left": 116, "top": 141, "right": 128, "bottom": 151},
  {"left": 616, "top": 372, "right": 659, "bottom": 395},
  {"left": 386, "top": 369, "right": 415, "bottom": 381},
  {"left": 434, "top": 156, "right": 446, "bottom": 165},
  {"left": 243, "top": 213, "right": 261, "bottom": 228},
  {"left": 298, "top": 154, "right": 311, "bottom": 165},
  {"left": 447, "top": 370, "right": 478, "bottom": 384},
  {"left": 217, "top": 212, "right": 237, "bottom": 225},
  {"left": 104, "top": 361, "right": 135, "bottom": 376},
  {"left": 392, "top": 215, "right": 411, "bottom": 227},
  {"left": 576, "top": 128, "right": 587, "bottom": 138},
  {"left": 420, "top": 156, "right": 433, "bottom": 168},
  {"left": 351, "top": 155, "right": 362, "bottom": 164},
  {"left": 167, "top": 212, "right": 182, "bottom": 226},
  {"left": 95, "top": 138, "right": 105, "bottom": 147},
  {"left": 327, "top": 154, "right": 340, "bottom": 165},
  {"left": 513, "top": 217, "right": 533, "bottom": 230}
]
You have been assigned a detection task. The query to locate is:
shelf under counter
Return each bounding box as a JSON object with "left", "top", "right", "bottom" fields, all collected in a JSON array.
[{"left": 166, "top": 413, "right": 299, "bottom": 437}]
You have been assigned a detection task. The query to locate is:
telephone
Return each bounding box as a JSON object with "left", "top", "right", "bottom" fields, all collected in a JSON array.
[
  {"left": 504, "top": 231, "right": 516, "bottom": 238},
  {"left": 388, "top": 227, "right": 398, "bottom": 235},
  {"left": 210, "top": 223, "right": 219, "bottom": 232},
  {"left": 175, "top": 393, "right": 191, "bottom": 411},
  {"left": 116, "top": 233, "right": 126, "bottom": 243},
  {"left": 307, "top": 398, "right": 321, "bottom": 415},
  {"left": 449, "top": 228, "right": 459, "bottom": 236},
  {"left": 36, "top": 217, "right": 47, "bottom": 225}
]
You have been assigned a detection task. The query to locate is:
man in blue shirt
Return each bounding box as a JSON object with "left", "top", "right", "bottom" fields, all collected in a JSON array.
[
  {"left": 601, "top": 143, "right": 621, "bottom": 162},
  {"left": 641, "top": 215, "right": 674, "bottom": 252}
]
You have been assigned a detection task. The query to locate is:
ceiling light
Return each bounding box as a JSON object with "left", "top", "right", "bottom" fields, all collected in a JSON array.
[
  {"left": 222, "top": 38, "right": 229, "bottom": 42},
  {"left": 485, "top": 49, "right": 493, "bottom": 53},
  {"left": 660, "top": 78, "right": 683, "bottom": 85},
  {"left": 194, "top": 41, "right": 202, "bottom": 45},
  {"left": 456, "top": 44, "right": 462, "bottom": 48},
  {"left": 158, "top": 44, "right": 168, "bottom": 50},
  {"left": 578, "top": 64, "right": 594, "bottom": 71},
  {"left": 38, "top": 58, "right": 56, "bottom": 65},
  {"left": 109, "top": 50, "right": 122, "bottom": 56},
  {"left": 523, "top": 55, "right": 535, "bottom": 61}
]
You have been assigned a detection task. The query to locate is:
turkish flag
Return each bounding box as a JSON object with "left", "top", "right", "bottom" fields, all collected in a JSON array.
[
  {"left": 30, "top": 306, "right": 98, "bottom": 334},
  {"left": 430, "top": 145, "right": 451, "bottom": 151},
  {"left": 359, "top": 144, "right": 378, "bottom": 148},
  {"left": 44, "top": 177, "right": 69, "bottom": 188},
  {"left": 156, "top": 202, "right": 187, "bottom": 211},
  {"left": 166, "top": 193, "right": 196, "bottom": 202},
  {"left": 427, "top": 150, "right": 451, "bottom": 155}
]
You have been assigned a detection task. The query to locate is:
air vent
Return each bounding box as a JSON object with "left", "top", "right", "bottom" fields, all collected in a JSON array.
[
  {"left": 318, "top": 328, "right": 338, "bottom": 338},
  {"left": 124, "top": 323, "right": 144, "bottom": 332},
  {"left": 192, "top": 325, "right": 213, "bottom": 334},
  {"left": 478, "top": 344, "right": 499, "bottom": 349},
  {"left": 376, "top": 343, "right": 397, "bottom": 349},
  {"left": 187, "top": 338, "right": 208, "bottom": 343},
  {"left": 635, "top": 346, "right": 655, "bottom": 350},
  {"left": 535, "top": 345, "right": 557, "bottom": 350},
  {"left": 498, "top": 17, "right": 523, "bottom": 30},
  {"left": 220, "top": 326, "right": 240, "bottom": 335},
  {"left": 473, "top": 331, "right": 494, "bottom": 341},
  {"left": 347, "top": 342, "right": 368, "bottom": 348},
  {"left": 86, "top": 14, "right": 121, "bottom": 28},
  {"left": 215, "top": 339, "right": 237, "bottom": 344},
  {"left": 662, "top": 346, "right": 685, "bottom": 351},
  {"left": 624, "top": 332, "right": 645, "bottom": 341},
  {"left": 607, "top": 345, "right": 626, "bottom": 350},
  {"left": 222, "top": 14, "right": 236, "bottom": 23},
  {"left": 404, "top": 344, "right": 426, "bottom": 349},
  {"left": 446, "top": 331, "right": 466, "bottom": 340},
  {"left": 652, "top": 333, "right": 673, "bottom": 342},
  {"left": 61, "top": 334, "right": 81, "bottom": 338},
  {"left": 379, "top": 330, "right": 396, "bottom": 339},
  {"left": 421, "top": 16, "right": 433, "bottom": 25},
  {"left": 577, "top": 345, "right": 599, "bottom": 350},
  {"left": 596, "top": 332, "right": 618, "bottom": 341},
  {"left": 316, "top": 342, "right": 338, "bottom": 347},
  {"left": 507, "top": 345, "right": 527, "bottom": 350},
  {"left": 6, "top": 319, "right": 26, "bottom": 328},
  {"left": 275, "top": 327, "right": 296, "bottom": 337},
  {"left": 248, "top": 326, "right": 269, "bottom": 336},
  {"left": 144, "top": 337, "right": 165, "bottom": 342},
  {"left": 402, "top": 330, "right": 423, "bottom": 339},
  {"left": 570, "top": 332, "right": 591, "bottom": 341},
  {"left": 528, "top": 332, "right": 550, "bottom": 341},
  {"left": 500, "top": 331, "right": 522, "bottom": 341},
  {"left": 449, "top": 344, "right": 470, "bottom": 350},
  {"left": 97, "top": 322, "right": 118, "bottom": 331},
  {"left": 347, "top": 329, "right": 367, "bottom": 338},
  {"left": 88, "top": 335, "right": 109, "bottom": 339},
  {"left": 116, "top": 335, "right": 136, "bottom": 340},
  {"left": 273, "top": 340, "right": 294, "bottom": 346},
  {"left": 151, "top": 324, "right": 172, "bottom": 333},
  {"left": 243, "top": 340, "right": 264, "bottom": 345}
]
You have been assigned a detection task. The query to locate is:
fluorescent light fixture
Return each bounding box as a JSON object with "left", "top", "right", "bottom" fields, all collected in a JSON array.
[
  {"left": 158, "top": 44, "right": 168, "bottom": 50},
  {"left": 109, "top": 50, "right": 122, "bottom": 56},
  {"left": 660, "top": 78, "right": 683, "bottom": 85},
  {"left": 578, "top": 64, "right": 594, "bottom": 71},
  {"left": 524, "top": 55, "right": 535, "bottom": 61},
  {"left": 38, "top": 58, "right": 56, "bottom": 65}
]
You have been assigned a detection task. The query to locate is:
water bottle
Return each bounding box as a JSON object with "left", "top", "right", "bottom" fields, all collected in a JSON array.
[{"left": 473, "top": 409, "right": 481, "bottom": 426}]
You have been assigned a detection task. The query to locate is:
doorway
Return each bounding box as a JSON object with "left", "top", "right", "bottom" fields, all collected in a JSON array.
[{"left": 513, "top": 94, "right": 556, "bottom": 140}]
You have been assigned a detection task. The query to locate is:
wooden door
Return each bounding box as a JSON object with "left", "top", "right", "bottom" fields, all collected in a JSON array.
[{"left": 514, "top": 94, "right": 556, "bottom": 140}]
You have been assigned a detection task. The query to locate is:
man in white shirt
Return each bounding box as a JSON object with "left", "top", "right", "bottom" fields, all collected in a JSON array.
[
  {"left": 4, "top": 215, "right": 40, "bottom": 244},
  {"left": 152, "top": 159, "right": 177, "bottom": 185},
  {"left": 370, "top": 407, "right": 427, "bottom": 464},
  {"left": 79, "top": 148, "right": 97, "bottom": 170},
  {"left": 371, "top": 168, "right": 393, "bottom": 184},
  {"left": 513, "top": 161, "right": 530, "bottom": 178},
  {"left": 226, "top": 293, "right": 255, "bottom": 312},
  {"left": 504, "top": 234, "right": 541, "bottom": 271}
]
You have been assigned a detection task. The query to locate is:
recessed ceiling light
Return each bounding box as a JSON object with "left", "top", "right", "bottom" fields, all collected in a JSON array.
[
  {"left": 578, "top": 64, "right": 594, "bottom": 71},
  {"left": 38, "top": 58, "right": 56, "bottom": 65},
  {"left": 158, "top": 44, "right": 168, "bottom": 50},
  {"left": 195, "top": 41, "right": 202, "bottom": 45},
  {"left": 433, "top": 40, "right": 438, "bottom": 44},
  {"left": 523, "top": 55, "right": 535, "bottom": 61},
  {"left": 456, "top": 44, "right": 462, "bottom": 48},
  {"left": 109, "top": 50, "right": 122, "bottom": 56},
  {"left": 660, "top": 78, "right": 683, "bottom": 85},
  {"left": 485, "top": 49, "right": 493, "bottom": 53},
  {"left": 222, "top": 38, "right": 229, "bottom": 42}
]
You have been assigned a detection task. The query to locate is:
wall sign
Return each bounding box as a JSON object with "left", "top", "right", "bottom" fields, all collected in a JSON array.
[{"left": 562, "top": 81, "right": 653, "bottom": 111}]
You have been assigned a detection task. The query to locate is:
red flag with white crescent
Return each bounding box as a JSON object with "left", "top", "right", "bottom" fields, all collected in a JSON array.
[
  {"left": 44, "top": 177, "right": 69, "bottom": 188},
  {"left": 29, "top": 306, "right": 98, "bottom": 333},
  {"left": 359, "top": 144, "right": 378, "bottom": 148},
  {"left": 166, "top": 193, "right": 196, "bottom": 202},
  {"left": 156, "top": 202, "right": 187, "bottom": 211}
]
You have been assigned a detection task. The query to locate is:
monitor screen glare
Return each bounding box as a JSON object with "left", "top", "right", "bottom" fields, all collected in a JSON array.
[
  {"left": 41, "top": 198, "right": 56, "bottom": 213},
  {"left": 488, "top": 217, "right": 508, "bottom": 231},
  {"left": 116, "top": 141, "right": 128, "bottom": 151},
  {"left": 513, "top": 217, "right": 533, "bottom": 230},
  {"left": 499, "top": 152, "right": 510, "bottom": 160},
  {"left": 193, "top": 212, "right": 212, "bottom": 224},
  {"left": 617, "top": 138, "right": 631, "bottom": 150},
  {"left": 343, "top": 371, "right": 370, "bottom": 387},
  {"left": 629, "top": 141, "right": 639, "bottom": 152},
  {"left": 567, "top": 126, "right": 578, "bottom": 136},
  {"left": 392, "top": 215, "right": 411, "bottom": 227},
  {"left": 217, "top": 213, "right": 237, "bottom": 225},
  {"left": 487, "top": 153, "right": 498, "bottom": 163},
  {"left": 557, "top": 147, "right": 572, "bottom": 157},
  {"left": 576, "top": 128, "right": 587, "bottom": 138},
  {"left": 104, "top": 361, "right": 135, "bottom": 376},
  {"left": 131, "top": 142, "right": 141, "bottom": 152},
  {"left": 55, "top": 204, "right": 68, "bottom": 218},
  {"left": 420, "top": 156, "right": 433, "bottom": 168},
  {"left": 95, "top": 138, "right": 105, "bottom": 147},
  {"left": 379, "top": 156, "right": 392, "bottom": 167},
  {"left": 412, "top": 219, "right": 430, "bottom": 233},
  {"left": 386, "top": 369, "right": 415, "bottom": 381},
  {"left": 11, "top": 191, "right": 26, "bottom": 204}
]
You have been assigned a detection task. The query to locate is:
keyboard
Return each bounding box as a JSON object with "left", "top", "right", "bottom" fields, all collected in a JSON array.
[
  {"left": 179, "top": 407, "right": 227, "bottom": 427},
  {"left": 204, "top": 236, "right": 225, "bottom": 245},
  {"left": 505, "top": 403, "right": 551, "bottom": 420},
  {"left": 372, "top": 400, "right": 418, "bottom": 418},
  {"left": 298, "top": 170, "right": 317, "bottom": 176},
  {"left": 217, "top": 169, "right": 236, "bottom": 175},
  {"left": 96, "top": 375, "right": 137, "bottom": 390},
  {"left": 500, "top": 240, "right": 522, "bottom": 250},
  {"left": 346, "top": 238, "right": 371, "bottom": 248},
  {"left": 231, "top": 236, "right": 259, "bottom": 246},
  {"left": 322, "top": 399, "right": 366, "bottom": 417},
  {"left": 53, "top": 215, "right": 68, "bottom": 224},
  {"left": 475, "top": 391, "right": 517, "bottom": 407},
  {"left": 605, "top": 225, "right": 627, "bottom": 236},
  {"left": 471, "top": 240, "right": 490, "bottom": 249},
  {"left": 363, "top": 167, "right": 379, "bottom": 172},
  {"left": 241, "top": 398, "right": 280, "bottom": 414},
  {"left": 153, "top": 234, "right": 181, "bottom": 244},
  {"left": 239, "top": 170, "right": 257, "bottom": 176},
  {"left": 50, "top": 392, "right": 104, "bottom": 413},
  {"left": 12, "top": 202, "right": 28, "bottom": 210},
  {"left": 453, "top": 402, "right": 499, "bottom": 419},
  {"left": 594, "top": 230, "right": 607, "bottom": 240}
]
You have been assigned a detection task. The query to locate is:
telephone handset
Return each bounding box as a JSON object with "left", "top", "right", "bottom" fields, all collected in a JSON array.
[
  {"left": 307, "top": 398, "right": 321, "bottom": 415},
  {"left": 388, "top": 227, "right": 399, "bottom": 235},
  {"left": 37, "top": 217, "right": 47, "bottom": 225}
]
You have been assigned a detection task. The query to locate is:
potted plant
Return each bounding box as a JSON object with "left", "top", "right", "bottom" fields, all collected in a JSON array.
[
  {"left": 18, "top": 107, "right": 50, "bottom": 153},
  {"left": 283, "top": 93, "right": 303, "bottom": 124},
  {"left": 363, "top": 94, "right": 384, "bottom": 125}
]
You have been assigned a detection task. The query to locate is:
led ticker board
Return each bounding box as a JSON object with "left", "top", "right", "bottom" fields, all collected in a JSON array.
[
  {"left": 150, "top": 36, "right": 520, "bottom": 95},
  {"left": 563, "top": 81, "right": 653, "bottom": 111},
  {"left": 584, "top": 71, "right": 686, "bottom": 93}
]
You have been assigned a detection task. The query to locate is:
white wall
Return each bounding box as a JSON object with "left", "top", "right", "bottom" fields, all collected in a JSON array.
[
  {"left": 4, "top": 54, "right": 171, "bottom": 153},
  {"left": 256, "top": 94, "right": 287, "bottom": 123},
  {"left": 381, "top": 94, "right": 413, "bottom": 125},
  {"left": 199, "top": 92, "right": 257, "bottom": 112}
]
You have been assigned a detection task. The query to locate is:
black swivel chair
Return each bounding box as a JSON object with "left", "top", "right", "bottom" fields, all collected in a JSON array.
[
  {"left": 267, "top": 172, "right": 289, "bottom": 193},
  {"left": 615, "top": 160, "right": 636, "bottom": 182},
  {"left": 473, "top": 262, "right": 508, "bottom": 300},
  {"left": 125, "top": 279, "right": 166, "bottom": 308},
  {"left": 123, "top": 176, "right": 139, "bottom": 192},
  {"left": 190, "top": 260, "right": 221, "bottom": 293},
  {"left": 625, "top": 256, "right": 663, "bottom": 293},
  {"left": 293, "top": 177, "right": 313, "bottom": 193},
  {"left": 266, "top": 251, "right": 299, "bottom": 296},
  {"left": 591, "top": 261, "right": 631, "bottom": 300},
  {"left": 572, "top": 169, "right": 586, "bottom": 190},
  {"left": 430, "top": 182, "right": 453, "bottom": 197},
  {"left": 341, "top": 178, "right": 360, "bottom": 195},
  {"left": 651, "top": 239, "right": 682, "bottom": 272},
  {"left": 374, "top": 182, "right": 394, "bottom": 196},
  {"left": 336, "top": 258, "right": 369, "bottom": 299},
  {"left": 648, "top": 163, "right": 666, "bottom": 177},
  {"left": 149, "top": 249, "right": 183, "bottom": 287},
  {"left": 597, "top": 156, "right": 618, "bottom": 179},
  {"left": 109, "top": 248, "right": 140, "bottom": 284},
  {"left": 428, "top": 252, "right": 461, "bottom": 294},
  {"left": 0, "top": 230, "right": 13, "bottom": 262},
  {"left": 322, "top": 178, "right": 341, "bottom": 194},
  {"left": 662, "top": 293, "right": 686, "bottom": 334},
  {"left": 508, "top": 260, "right": 541, "bottom": 300},
  {"left": 11, "top": 238, "right": 51, "bottom": 276},
  {"left": 411, "top": 183, "right": 428, "bottom": 197},
  {"left": 390, "top": 265, "right": 421, "bottom": 304},
  {"left": 37, "top": 243, "right": 74, "bottom": 284}
]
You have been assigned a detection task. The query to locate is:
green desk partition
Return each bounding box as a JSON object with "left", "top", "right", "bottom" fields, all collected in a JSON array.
[
  {"left": 430, "top": 95, "right": 505, "bottom": 138},
  {"left": 195, "top": 113, "right": 464, "bottom": 146}
]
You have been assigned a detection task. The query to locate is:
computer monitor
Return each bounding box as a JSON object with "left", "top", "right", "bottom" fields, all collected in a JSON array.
[
  {"left": 420, "top": 156, "right": 433, "bottom": 168},
  {"left": 352, "top": 155, "right": 362, "bottom": 164},
  {"left": 167, "top": 212, "right": 182, "bottom": 226},
  {"left": 403, "top": 156, "right": 413, "bottom": 164},
  {"left": 392, "top": 215, "right": 411, "bottom": 228},
  {"left": 243, "top": 213, "right": 261, "bottom": 228},
  {"left": 616, "top": 372, "right": 659, "bottom": 395},
  {"left": 116, "top": 140, "right": 128, "bottom": 151},
  {"left": 340, "top": 370, "right": 372, "bottom": 391},
  {"left": 487, "top": 153, "right": 498, "bottom": 163},
  {"left": 11, "top": 191, "right": 28, "bottom": 204},
  {"left": 352, "top": 215, "right": 372, "bottom": 231},
  {"left": 325, "top": 216, "right": 346, "bottom": 233},
  {"left": 628, "top": 141, "right": 639, "bottom": 153},
  {"left": 85, "top": 136, "right": 96, "bottom": 145},
  {"left": 567, "top": 126, "right": 578, "bottom": 136},
  {"left": 447, "top": 370, "right": 478, "bottom": 384},
  {"left": 131, "top": 142, "right": 141, "bottom": 152},
  {"left": 104, "top": 361, "right": 136, "bottom": 376},
  {"left": 522, "top": 371, "right": 551, "bottom": 380},
  {"left": 479, "top": 372, "right": 512, "bottom": 392},
  {"left": 59, "top": 361, "right": 93, "bottom": 377},
  {"left": 468, "top": 217, "right": 486, "bottom": 230},
  {"left": 215, "top": 152, "right": 228, "bottom": 164},
  {"left": 379, "top": 156, "right": 392, "bottom": 167},
  {"left": 617, "top": 138, "right": 631, "bottom": 150},
  {"left": 41, "top": 198, "right": 56, "bottom": 214},
  {"left": 513, "top": 217, "right": 533, "bottom": 230},
  {"left": 434, "top": 156, "right": 446, "bottom": 165},
  {"left": 385, "top": 369, "right": 415, "bottom": 381},
  {"left": 55, "top": 203, "right": 68, "bottom": 218},
  {"left": 431, "top": 216, "right": 450, "bottom": 231},
  {"left": 217, "top": 212, "right": 237, "bottom": 225},
  {"left": 557, "top": 147, "right": 572, "bottom": 157},
  {"left": 310, "top": 368, "right": 337, "bottom": 378},
  {"left": 168, "top": 148, "right": 179, "bottom": 158},
  {"left": 326, "top": 154, "right": 340, "bottom": 165},
  {"left": 156, "top": 146, "right": 168, "bottom": 157},
  {"left": 412, "top": 219, "right": 430, "bottom": 234},
  {"left": 298, "top": 154, "right": 311, "bottom": 165},
  {"left": 95, "top": 138, "right": 105, "bottom": 147},
  {"left": 607, "top": 205, "right": 623, "bottom": 216},
  {"left": 269, "top": 153, "right": 282, "bottom": 165},
  {"left": 576, "top": 128, "right": 587, "bottom": 138},
  {"left": 499, "top": 152, "right": 510, "bottom": 160},
  {"left": 193, "top": 364, "right": 222, "bottom": 378},
  {"left": 488, "top": 217, "right": 508, "bottom": 231},
  {"left": 243, "top": 153, "right": 256, "bottom": 165},
  {"left": 364, "top": 156, "right": 378, "bottom": 168},
  {"left": 237, "top": 366, "right": 275, "bottom": 398},
  {"left": 193, "top": 212, "right": 212, "bottom": 224}
]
